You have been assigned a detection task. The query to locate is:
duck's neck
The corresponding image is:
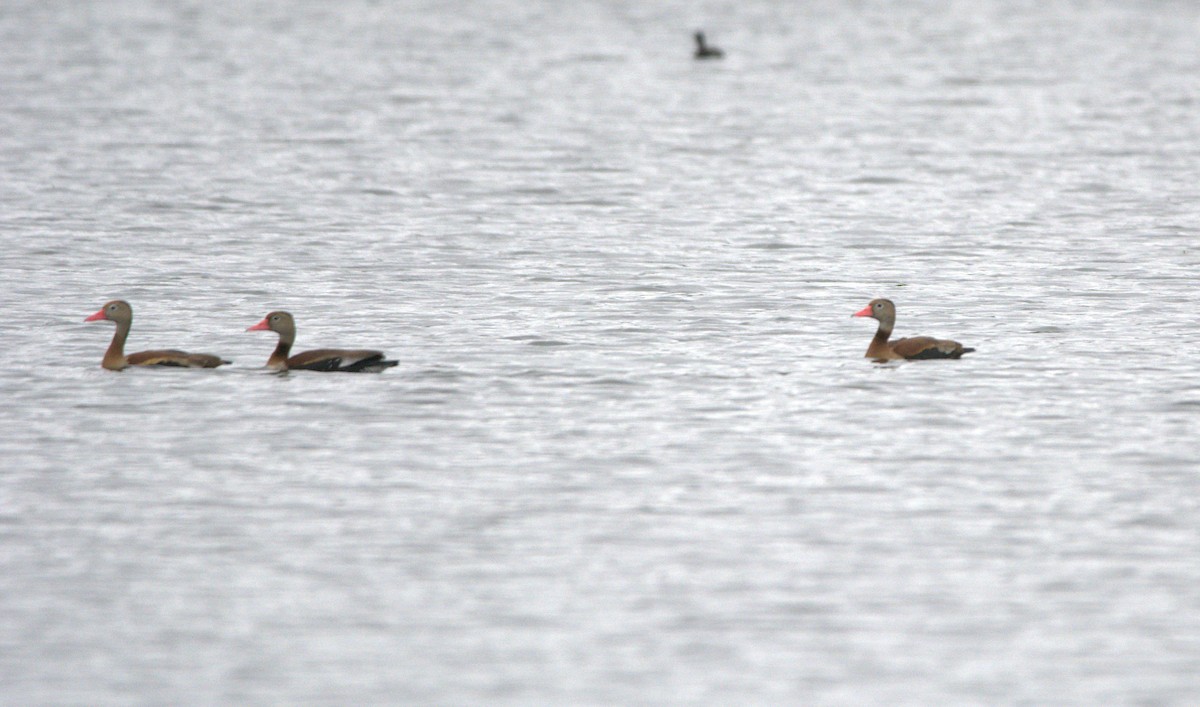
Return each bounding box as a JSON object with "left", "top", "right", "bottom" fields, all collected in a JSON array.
[
  {"left": 864, "top": 322, "right": 893, "bottom": 358},
  {"left": 267, "top": 332, "right": 293, "bottom": 370},
  {"left": 102, "top": 320, "right": 130, "bottom": 370}
]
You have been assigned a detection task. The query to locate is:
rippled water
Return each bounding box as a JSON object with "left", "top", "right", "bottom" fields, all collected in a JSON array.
[{"left": 3, "top": 0, "right": 1200, "bottom": 703}]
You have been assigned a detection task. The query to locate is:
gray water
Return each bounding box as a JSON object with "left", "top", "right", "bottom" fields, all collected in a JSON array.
[{"left": 3, "top": 0, "right": 1200, "bottom": 703}]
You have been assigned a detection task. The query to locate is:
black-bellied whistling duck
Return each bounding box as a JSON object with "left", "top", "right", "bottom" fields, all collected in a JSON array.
[
  {"left": 852, "top": 298, "right": 974, "bottom": 361},
  {"left": 246, "top": 311, "right": 398, "bottom": 372},
  {"left": 694, "top": 31, "right": 724, "bottom": 59},
  {"left": 85, "top": 300, "right": 230, "bottom": 371}
]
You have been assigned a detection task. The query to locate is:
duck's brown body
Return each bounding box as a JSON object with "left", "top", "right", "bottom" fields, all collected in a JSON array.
[
  {"left": 247, "top": 311, "right": 398, "bottom": 372},
  {"left": 85, "top": 300, "right": 230, "bottom": 371},
  {"left": 853, "top": 299, "right": 973, "bottom": 361}
]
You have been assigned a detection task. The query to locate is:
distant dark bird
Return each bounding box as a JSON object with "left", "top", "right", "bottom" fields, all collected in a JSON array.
[
  {"left": 852, "top": 298, "right": 974, "bottom": 361},
  {"left": 693, "top": 31, "right": 723, "bottom": 59}
]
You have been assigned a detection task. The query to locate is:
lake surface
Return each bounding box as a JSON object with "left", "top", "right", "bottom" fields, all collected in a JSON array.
[{"left": 3, "top": 0, "right": 1200, "bottom": 703}]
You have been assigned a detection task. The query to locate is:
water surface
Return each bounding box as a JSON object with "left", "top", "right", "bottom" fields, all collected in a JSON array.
[{"left": 2, "top": 0, "right": 1200, "bottom": 703}]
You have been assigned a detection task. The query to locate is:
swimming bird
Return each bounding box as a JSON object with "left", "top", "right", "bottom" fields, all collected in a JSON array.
[
  {"left": 694, "top": 31, "right": 724, "bottom": 59},
  {"left": 246, "top": 311, "right": 398, "bottom": 372},
  {"left": 852, "top": 298, "right": 974, "bottom": 361},
  {"left": 85, "top": 300, "right": 230, "bottom": 371}
]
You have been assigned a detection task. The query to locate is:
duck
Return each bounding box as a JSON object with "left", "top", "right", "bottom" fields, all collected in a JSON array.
[
  {"left": 85, "top": 300, "right": 230, "bottom": 371},
  {"left": 246, "top": 311, "right": 398, "bottom": 372},
  {"left": 852, "top": 298, "right": 974, "bottom": 361},
  {"left": 694, "top": 31, "right": 724, "bottom": 59}
]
